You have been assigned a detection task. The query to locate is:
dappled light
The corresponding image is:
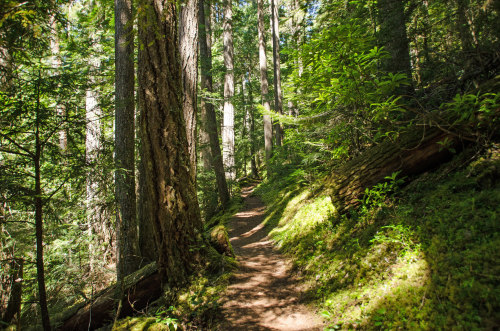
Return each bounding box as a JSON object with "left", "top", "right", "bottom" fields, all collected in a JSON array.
[{"left": 221, "top": 187, "right": 323, "bottom": 330}]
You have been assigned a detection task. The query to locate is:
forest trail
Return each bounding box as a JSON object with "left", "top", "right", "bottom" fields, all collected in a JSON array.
[{"left": 220, "top": 186, "right": 323, "bottom": 330}]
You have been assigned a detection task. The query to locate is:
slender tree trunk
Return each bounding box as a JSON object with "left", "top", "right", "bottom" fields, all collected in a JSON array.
[
  {"left": 223, "top": 0, "right": 236, "bottom": 182},
  {"left": 180, "top": 0, "right": 199, "bottom": 182},
  {"left": 377, "top": 0, "right": 414, "bottom": 95},
  {"left": 115, "top": 0, "right": 139, "bottom": 282},
  {"left": 198, "top": 0, "right": 230, "bottom": 206},
  {"left": 34, "top": 87, "right": 50, "bottom": 331},
  {"left": 257, "top": 0, "right": 273, "bottom": 170},
  {"left": 270, "top": 0, "right": 283, "bottom": 146},
  {"left": 246, "top": 71, "right": 259, "bottom": 178},
  {"left": 50, "top": 16, "right": 67, "bottom": 151},
  {"left": 138, "top": 0, "right": 205, "bottom": 283},
  {"left": 85, "top": 53, "right": 102, "bottom": 272}
]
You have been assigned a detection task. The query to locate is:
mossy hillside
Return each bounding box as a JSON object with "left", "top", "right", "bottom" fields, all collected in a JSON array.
[{"left": 255, "top": 147, "right": 500, "bottom": 330}]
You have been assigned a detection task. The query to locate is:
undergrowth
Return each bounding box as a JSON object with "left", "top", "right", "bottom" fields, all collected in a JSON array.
[
  {"left": 105, "top": 197, "right": 243, "bottom": 331},
  {"left": 254, "top": 145, "right": 500, "bottom": 330}
]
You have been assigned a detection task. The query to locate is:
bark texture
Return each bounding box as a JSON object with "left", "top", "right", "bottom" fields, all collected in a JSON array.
[
  {"left": 223, "top": 0, "right": 236, "bottom": 182},
  {"left": 59, "top": 263, "right": 160, "bottom": 331},
  {"left": 85, "top": 41, "right": 102, "bottom": 271},
  {"left": 50, "top": 16, "right": 68, "bottom": 151},
  {"left": 1, "top": 259, "right": 23, "bottom": 326},
  {"left": 138, "top": 0, "right": 204, "bottom": 284},
  {"left": 198, "top": 0, "right": 230, "bottom": 206},
  {"left": 271, "top": 0, "right": 283, "bottom": 146},
  {"left": 35, "top": 107, "right": 51, "bottom": 331},
  {"left": 115, "top": 0, "right": 139, "bottom": 282},
  {"left": 327, "top": 126, "right": 462, "bottom": 214},
  {"left": 257, "top": 0, "right": 273, "bottom": 168},
  {"left": 180, "top": 0, "right": 199, "bottom": 181},
  {"left": 377, "top": 0, "right": 414, "bottom": 94}
]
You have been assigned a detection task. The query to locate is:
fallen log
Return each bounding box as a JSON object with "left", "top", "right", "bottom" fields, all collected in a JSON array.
[
  {"left": 327, "top": 124, "right": 463, "bottom": 214},
  {"left": 56, "top": 263, "right": 161, "bottom": 331}
]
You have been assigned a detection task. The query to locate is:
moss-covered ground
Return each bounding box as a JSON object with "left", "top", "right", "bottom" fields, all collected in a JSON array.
[{"left": 254, "top": 146, "right": 500, "bottom": 330}]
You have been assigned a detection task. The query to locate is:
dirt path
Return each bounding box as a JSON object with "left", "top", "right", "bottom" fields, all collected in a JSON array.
[{"left": 220, "top": 186, "right": 323, "bottom": 330}]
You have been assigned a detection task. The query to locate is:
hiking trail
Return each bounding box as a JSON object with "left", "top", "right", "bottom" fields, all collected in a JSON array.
[{"left": 220, "top": 186, "right": 323, "bottom": 330}]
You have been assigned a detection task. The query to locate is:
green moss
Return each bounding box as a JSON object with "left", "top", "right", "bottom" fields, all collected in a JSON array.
[{"left": 256, "top": 149, "right": 500, "bottom": 330}]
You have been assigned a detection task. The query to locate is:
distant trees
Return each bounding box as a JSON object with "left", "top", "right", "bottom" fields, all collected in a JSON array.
[
  {"left": 198, "top": 0, "right": 230, "bottom": 207},
  {"left": 257, "top": 0, "right": 273, "bottom": 169},
  {"left": 223, "top": 0, "right": 236, "bottom": 182}
]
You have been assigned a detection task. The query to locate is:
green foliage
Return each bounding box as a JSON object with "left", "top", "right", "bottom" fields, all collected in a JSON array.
[
  {"left": 255, "top": 148, "right": 500, "bottom": 330},
  {"left": 360, "top": 171, "right": 405, "bottom": 211}
]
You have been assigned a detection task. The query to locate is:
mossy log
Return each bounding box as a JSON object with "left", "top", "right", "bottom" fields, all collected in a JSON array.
[
  {"left": 58, "top": 263, "right": 161, "bottom": 331},
  {"left": 327, "top": 125, "right": 462, "bottom": 214}
]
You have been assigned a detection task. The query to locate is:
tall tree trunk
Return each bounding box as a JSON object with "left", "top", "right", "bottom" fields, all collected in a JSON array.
[
  {"left": 270, "top": 0, "right": 283, "bottom": 146},
  {"left": 115, "top": 0, "right": 139, "bottom": 282},
  {"left": 198, "top": 0, "right": 230, "bottom": 206},
  {"left": 246, "top": 71, "right": 259, "bottom": 178},
  {"left": 180, "top": 0, "right": 199, "bottom": 182},
  {"left": 85, "top": 50, "right": 102, "bottom": 272},
  {"left": 257, "top": 0, "right": 273, "bottom": 170},
  {"left": 138, "top": 0, "right": 204, "bottom": 283},
  {"left": 34, "top": 89, "right": 51, "bottom": 331},
  {"left": 223, "top": 0, "right": 236, "bottom": 182},
  {"left": 377, "top": 0, "right": 414, "bottom": 95},
  {"left": 50, "top": 16, "right": 68, "bottom": 151}
]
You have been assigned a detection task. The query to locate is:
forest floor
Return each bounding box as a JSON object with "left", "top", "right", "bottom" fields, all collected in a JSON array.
[{"left": 219, "top": 186, "right": 324, "bottom": 330}]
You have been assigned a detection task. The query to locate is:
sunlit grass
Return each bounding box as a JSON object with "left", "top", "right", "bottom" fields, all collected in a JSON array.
[{"left": 255, "top": 148, "right": 500, "bottom": 330}]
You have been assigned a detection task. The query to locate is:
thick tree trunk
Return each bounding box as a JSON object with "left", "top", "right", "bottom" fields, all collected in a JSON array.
[
  {"left": 377, "top": 0, "right": 414, "bottom": 94},
  {"left": 257, "top": 0, "right": 273, "bottom": 169},
  {"left": 327, "top": 126, "right": 462, "bottom": 214},
  {"left": 180, "top": 0, "right": 199, "bottom": 182},
  {"left": 271, "top": 0, "right": 283, "bottom": 147},
  {"left": 115, "top": 0, "right": 139, "bottom": 282},
  {"left": 138, "top": 0, "right": 204, "bottom": 283},
  {"left": 223, "top": 0, "right": 236, "bottom": 182},
  {"left": 198, "top": 0, "right": 230, "bottom": 206}
]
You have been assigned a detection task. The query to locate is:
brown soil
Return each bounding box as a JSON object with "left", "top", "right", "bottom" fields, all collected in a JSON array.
[{"left": 220, "top": 186, "right": 323, "bottom": 330}]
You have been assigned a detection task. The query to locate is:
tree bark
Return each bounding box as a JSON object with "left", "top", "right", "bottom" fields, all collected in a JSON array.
[
  {"left": 50, "top": 16, "right": 68, "bottom": 151},
  {"left": 34, "top": 92, "right": 51, "bottom": 331},
  {"left": 223, "top": 0, "right": 236, "bottom": 182},
  {"left": 377, "top": 0, "right": 414, "bottom": 94},
  {"left": 115, "top": 0, "right": 139, "bottom": 282},
  {"left": 59, "top": 263, "right": 160, "bottom": 331},
  {"left": 1, "top": 259, "right": 23, "bottom": 326},
  {"left": 271, "top": 0, "right": 283, "bottom": 146},
  {"left": 198, "top": 0, "right": 230, "bottom": 206},
  {"left": 327, "top": 126, "right": 462, "bottom": 214},
  {"left": 85, "top": 37, "right": 102, "bottom": 272},
  {"left": 180, "top": 0, "right": 199, "bottom": 182},
  {"left": 257, "top": 0, "right": 273, "bottom": 170},
  {"left": 246, "top": 71, "right": 259, "bottom": 178},
  {"left": 138, "top": 0, "right": 204, "bottom": 283}
]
